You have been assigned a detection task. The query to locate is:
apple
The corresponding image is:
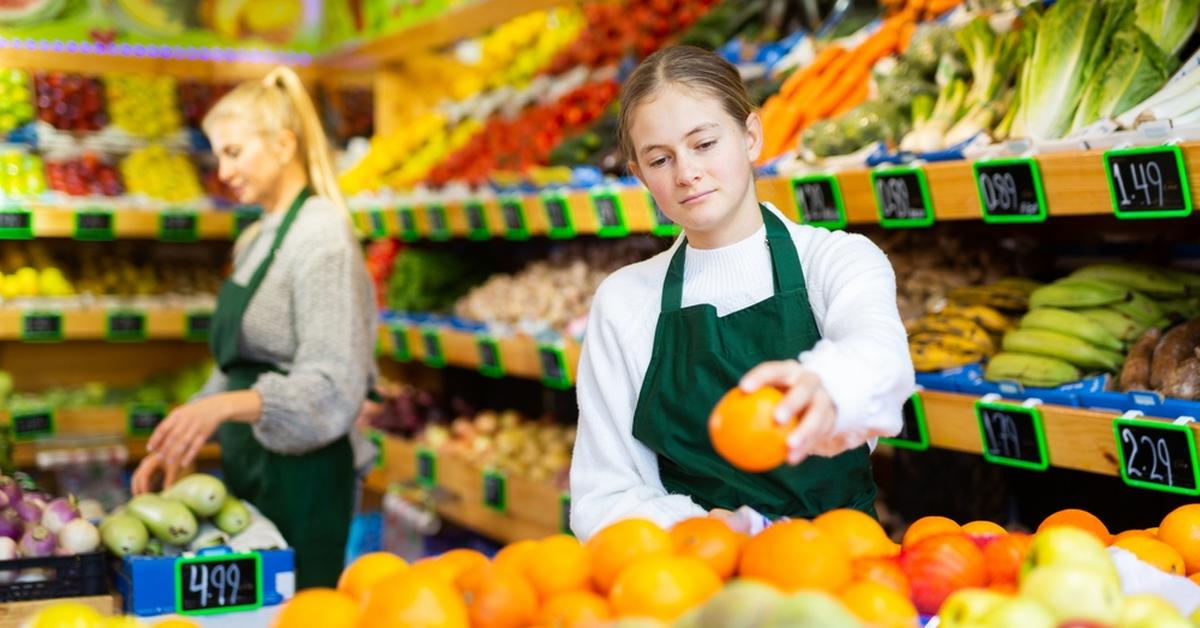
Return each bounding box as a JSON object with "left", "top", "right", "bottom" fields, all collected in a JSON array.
[
  {"left": 1119, "top": 594, "right": 1189, "bottom": 628},
  {"left": 757, "top": 591, "right": 861, "bottom": 628},
  {"left": 937, "top": 588, "right": 1010, "bottom": 627},
  {"left": 978, "top": 597, "right": 1056, "bottom": 628},
  {"left": 694, "top": 579, "right": 782, "bottom": 628},
  {"left": 1021, "top": 565, "right": 1123, "bottom": 624},
  {"left": 1021, "top": 527, "right": 1119, "bottom": 587}
]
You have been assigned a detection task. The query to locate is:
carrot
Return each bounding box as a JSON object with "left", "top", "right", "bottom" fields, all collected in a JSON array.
[
  {"left": 780, "top": 46, "right": 844, "bottom": 100},
  {"left": 854, "top": 22, "right": 901, "bottom": 64},
  {"left": 811, "top": 61, "right": 870, "bottom": 119},
  {"left": 898, "top": 20, "right": 917, "bottom": 54},
  {"left": 925, "top": 0, "right": 960, "bottom": 18},
  {"left": 831, "top": 80, "right": 869, "bottom": 117}
]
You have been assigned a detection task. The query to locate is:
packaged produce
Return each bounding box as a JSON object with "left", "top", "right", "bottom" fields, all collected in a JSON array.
[
  {"left": 45, "top": 151, "right": 123, "bottom": 197},
  {"left": 119, "top": 145, "right": 203, "bottom": 203},
  {"left": 0, "top": 68, "right": 34, "bottom": 134},
  {"left": 104, "top": 74, "right": 182, "bottom": 139},
  {"left": 0, "top": 147, "right": 46, "bottom": 198}
]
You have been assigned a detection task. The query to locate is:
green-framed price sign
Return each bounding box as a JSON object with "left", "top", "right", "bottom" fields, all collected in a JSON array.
[
  {"left": 538, "top": 344, "right": 570, "bottom": 390},
  {"left": 559, "top": 492, "right": 572, "bottom": 535},
  {"left": 10, "top": 406, "right": 55, "bottom": 442},
  {"left": 879, "top": 393, "right": 929, "bottom": 451},
  {"left": 592, "top": 189, "right": 629, "bottom": 238},
  {"left": 477, "top": 336, "right": 503, "bottom": 378},
  {"left": 159, "top": 210, "right": 199, "bottom": 242},
  {"left": 426, "top": 204, "right": 451, "bottom": 241},
  {"left": 367, "top": 209, "right": 388, "bottom": 239},
  {"left": 420, "top": 328, "right": 444, "bottom": 368},
  {"left": 872, "top": 167, "right": 934, "bottom": 228},
  {"left": 483, "top": 469, "right": 508, "bottom": 514},
  {"left": 1114, "top": 417, "right": 1200, "bottom": 496},
  {"left": 106, "top": 309, "right": 147, "bottom": 342},
  {"left": 388, "top": 321, "right": 411, "bottom": 362},
  {"left": 21, "top": 311, "right": 63, "bottom": 342},
  {"left": 397, "top": 207, "right": 419, "bottom": 242},
  {"left": 1103, "top": 145, "right": 1193, "bottom": 219},
  {"left": 974, "top": 157, "right": 1047, "bottom": 224},
  {"left": 974, "top": 399, "right": 1049, "bottom": 471},
  {"left": 0, "top": 207, "right": 33, "bottom": 240},
  {"left": 74, "top": 208, "right": 115, "bottom": 241},
  {"left": 646, "top": 192, "right": 681, "bottom": 237},
  {"left": 500, "top": 196, "right": 530, "bottom": 241},
  {"left": 416, "top": 447, "right": 437, "bottom": 487},
  {"left": 464, "top": 200, "right": 490, "bottom": 240},
  {"left": 127, "top": 403, "right": 166, "bottom": 437},
  {"left": 542, "top": 192, "right": 575, "bottom": 239},
  {"left": 367, "top": 428, "right": 386, "bottom": 470},
  {"left": 184, "top": 311, "right": 213, "bottom": 343},
  {"left": 791, "top": 175, "right": 846, "bottom": 229},
  {"left": 176, "top": 551, "right": 263, "bottom": 616}
]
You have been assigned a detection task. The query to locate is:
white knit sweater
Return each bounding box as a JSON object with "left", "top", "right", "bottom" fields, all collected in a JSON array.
[{"left": 569, "top": 204, "right": 914, "bottom": 540}]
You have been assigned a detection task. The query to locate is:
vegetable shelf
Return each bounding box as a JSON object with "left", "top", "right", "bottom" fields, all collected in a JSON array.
[
  {"left": 0, "top": 207, "right": 250, "bottom": 241},
  {"left": 0, "top": 307, "right": 211, "bottom": 342},
  {"left": 378, "top": 323, "right": 581, "bottom": 386}
]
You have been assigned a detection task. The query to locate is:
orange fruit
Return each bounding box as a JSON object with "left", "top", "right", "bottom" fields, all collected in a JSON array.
[
  {"left": 961, "top": 521, "right": 1007, "bottom": 537},
  {"left": 608, "top": 555, "right": 722, "bottom": 621},
  {"left": 1159, "top": 504, "right": 1200, "bottom": 574},
  {"left": 360, "top": 570, "right": 469, "bottom": 628},
  {"left": 410, "top": 557, "right": 464, "bottom": 583},
  {"left": 851, "top": 557, "right": 911, "bottom": 598},
  {"left": 1148, "top": 527, "right": 1160, "bottom": 535},
  {"left": 154, "top": 622, "right": 200, "bottom": 628},
  {"left": 708, "top": 387, "right": 795, "bottom": 472},
  {"left": 670, "top": 517, "right": 748, "bottom": 580},
  {"left": 526, "top": 534, "right": 591, "bottom": 599},
  {"left": 337, "top": 552, "right": 409, "bottom": 601},
  {"left": 437, "top": 549, "right": 489, "bottom": 580},
  {"left": 902, "top": 516, "right": 960, "bottom": 550},
  {"left": 1190, "top": 573, "right": 1200, "bottom": 586},
  {"left": 585, "top": 518, "right": 673, "bottom": 594},
  {"left": 738, "top": 519, "right": 851, "bottom": 593},
  {"left": 815, "top": 509, "right": 899, "bottom": 560},
  {"left": 538, "top": 590, "right": 613, "bottom": 628},
  {"left": 494, "top": 539, "right": 538, "bottom": 574},
  {"left": 460, "top": 566, "right": 539, "bottom": 628},
  {"left": 1037, "top": 509, "right": 1111, "bottom": 544},
  {"left": 1113, "top": 529, "right": 1156, "bottom": 543},
  {"left": 982, "top": 532, "right": 1032, "bottom": 586},
  {"left": 1113, "top": 535, "right": 1187, "bottom": 575},
  {"left": 272, "top": 588, "right": 359, "bottom": 628},
  {"left": 840, "top": 581, "right": 920, "bottom": 628}
]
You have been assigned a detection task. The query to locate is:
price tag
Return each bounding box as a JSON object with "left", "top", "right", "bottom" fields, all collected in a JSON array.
[
  {"left": 233, "top": 209, "right": 260, "bottom": 238},
  {"left": 0, "top": 208, "right": 32, "bottom": 239},
  {"left": 21, "top": 311, "right": 62, "bottom": 342},
  {"left": 176, "top": 551, "right": 263, "bottom": 615},
  {"left": 10, "top": 407, "right": 55, "bottom": 442},
  {"left": 592, "top": 190, "right": 629, "bottom": 238},
  {"left": 397, "top": 207, "right": 419, "bottom": 242},
  {"left": 790, "top": 175, "right": 847, "bottom": 229},
  {"left": 542, "top": 192, "right": 575, "bottom": 240},
  {"left": 538, "top": 345, "right": 570, "bottom": 390},
  {"left": 74, "top": 209, "right": 114, "bottom": 241},
  {"left": 646, "top": 193, "right": 681, "bottom": 237},
  {"left": 501, "top": 197, "right": 530, "bottom": 241},
  {"left": 127, "top": 404, "right": 166, "bottom": 437},
  {"left": 974, "top": 400, "right": 1049, "bottom": 471},
  {"left": 974, "top": 158, "right": 1047, "bottom": 223},
  {"left": 465, "top": 201, "right": 490, "bottom": 240},
  {"left": 367, "top": 429, "right": 385, "bottom": 470},
  {"left": 880, "top": 394, "right": 929, "bottom": 451},
  {"left": 416, "top": 447, "right": 437, "bottom": 487},
  {"left": 389, "top": 322, "right": 411, "bottom": 362},
  {"left": 106, "top": 310, "right": 147, "bottom": 342},
  {"left": 185, "top": 311, "right": 213, "bottom": 343},
  {"left": 160, "top": 211, "right": 199, "bottom": 243},
  {"left": 1114, "top": 417, "right": 1200, "bottom": 496},
  {"left": 367, "top": 210, "right": 388, "bottom": 239},
  {"left": 1104, "top": 145, "right": 1192, "bottom": 219},
  {"left": 421, "top": 328, "right": 444, "bottom": 368},
  {"left": 871, "top": 167, "right": 934, "bottom": 228},
  {"left": 477, "top": 336, "right": 503, "bottom": 378},
  {"left": 559, "top": 492, "right": 572, "bottom": 535},
  {"left": 483, "top": 470, "right": 507, "bottom": 514},
  {"left": 426, "top": 204, "right": 450, "bottom": 241}
]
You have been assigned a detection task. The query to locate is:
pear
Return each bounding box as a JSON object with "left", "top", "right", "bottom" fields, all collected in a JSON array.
[
  {"left": 1021, "top": 564, "right": 1123, "bottom": 624},
  {"left": 1021, "top": 527, "right": 1119, "bottom": 587},
  {"left": 694, "top": 579, "right": 782, "bottom": 628},
  {"left": 757, "top": 590, "right": 862, "bottom": 628},
  {"left": 1119, "top": 594, "right": 1189, "bottom": 628},
  {"left": 938, "top": 588, "right": 1010, "bottom": 628},
  {"left": 979, "top": 597, "right": 1056, "bottom": 628}
]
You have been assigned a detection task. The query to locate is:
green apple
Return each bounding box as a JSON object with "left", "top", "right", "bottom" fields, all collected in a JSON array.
[
  {"left": 938, "top": 588, "right": 1011, "bottom": 628},
  {"left": 1021, "top": 565, "right": 1123, "bottom": 624},
  {"left": 695, "top": 579, "right": 782, "bottom": 628},
  {"left": 1021, "top": 527, "right": 1119, "bottom": 586},
  {"left": 757, "top": 591, "right": 862, "bottom": 628},
  {"left": 1119, "top": 594, "right": 1189, "bottom": 628},
  {"left": 979, "top": 597, "right": 1056, "bottom": 628},
  {"left": 1190, "top": 604, "right": 1200, "bottom": 627}
]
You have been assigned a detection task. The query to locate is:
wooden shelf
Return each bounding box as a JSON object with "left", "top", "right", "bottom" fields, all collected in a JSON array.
[
  {"left": 0, "top": 307, "right": 210, "bottom": 342},
  {"left": 6, "top": 206, "right": 243, "bottom": 241},
  {"left": 378, "top": 322, "right": 580, "bottom": 385}
]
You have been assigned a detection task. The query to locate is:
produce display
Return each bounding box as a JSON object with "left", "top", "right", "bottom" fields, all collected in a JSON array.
[
  {"left": 422, "top": 409, "right": 574, "bottom": 484},
  {"left": 880, "top": 229, "right": 1018, "bottom": 322},
  {"left": 103, "top": 74, "right": 183, "bottom": 139},
  {"left": 385, "top": 248, "right": 489, "bottom": 314},
  {"left": 0, "top": 68, "right": 34, "bottom": 134},
  {"left": 177, "top": 80, "right": 232, "bottom": 129},
  {"left": 33, "top": 72, "right": 107, "bottom": 132},
  {"left": 0, "top": 475, "right": 102, "bottom": 566},
  {"left": 1, "top": 242, "right": 222, "bottom": 300},
  {"left": 99, "top": 473, "right": 255, "bottom": 557},
  {"left": 45, "top": 152, "right": 124, "bottom": 197},
  {"left": 1, "top": 361, "right": 211, "bottom": 412},
  {"left": 907, "top": 279, "right": 1031, "bottom": 372},
  {"left": 118, "top": 144, "right": 204, "bottom": 203},
  {"left": 545, "top": 0, "right": 717, "bottom": 73},
  {"left": 0, "top": 147, "right": 46, "bottom": 197}
]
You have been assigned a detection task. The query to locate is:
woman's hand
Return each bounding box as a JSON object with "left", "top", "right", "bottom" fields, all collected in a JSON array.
[
  {"left": 147, "top": 391, "right": 259, "bottom": 467},
  {"left": 739, "top": 360, "right": 837, "bottom": 465},
  {"left": 131, "top": 452, "right": 183, "bottom": 495}
]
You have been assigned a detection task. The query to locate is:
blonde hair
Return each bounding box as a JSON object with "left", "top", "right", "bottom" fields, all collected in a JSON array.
[{"left": 203, "top": 67, "right": 347, "bottom": 216}]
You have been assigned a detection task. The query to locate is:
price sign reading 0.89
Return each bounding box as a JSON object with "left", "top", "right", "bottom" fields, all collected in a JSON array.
[
  {"left": 176, "top": 552, "right": 262, "bottom": 615},
  {"left": 973, "top": 158, "right": 1047, "bottom": 223},
  {"left": 1104, "top": 145, "right": 1192, "bottom": 219},
  {"left": 790, "top": 175, "right": 846, "bottom": 229},
  {"left": 1114, "top": 418, "right": 1200, "bottom": 496},
  {"left": 871, "top": 168, "right": 934, "bottom": 228}
]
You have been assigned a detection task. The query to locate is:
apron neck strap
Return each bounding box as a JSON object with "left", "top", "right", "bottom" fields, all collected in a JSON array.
[
  {"left": 662, "top": 204, "right": 804, "bottom": 312},
  {"left": 245, "top": 187, "right": 312, "bottom": 291}
]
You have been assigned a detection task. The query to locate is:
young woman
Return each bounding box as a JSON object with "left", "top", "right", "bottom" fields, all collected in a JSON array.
[
  {"left": 569, "top": 46, "right": 914, "bottom": 540},
  {"left": 130, "top": 68, "right": 377, "bottom": 588}
]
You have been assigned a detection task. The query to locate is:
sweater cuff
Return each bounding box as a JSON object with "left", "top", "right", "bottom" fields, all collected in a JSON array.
[{"left": 250, "top": 375, "right": 289, "bottom": 452}]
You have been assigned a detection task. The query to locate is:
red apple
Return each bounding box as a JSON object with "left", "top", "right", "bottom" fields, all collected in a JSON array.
[{"left": 901, "top": 532, "right": 987, "bottom": 615}]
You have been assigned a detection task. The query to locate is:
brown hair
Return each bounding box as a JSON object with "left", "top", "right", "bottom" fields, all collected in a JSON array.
[{"left": 617, "top": 45, "right": 755, "bottom": 164}]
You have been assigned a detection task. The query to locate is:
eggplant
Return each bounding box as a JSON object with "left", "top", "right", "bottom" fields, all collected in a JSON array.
[
  {"left": 214, "top": 497, "right": 251, "bottom": 536},
  {"left": 99, "top": 513, "right": 149, "bottom": 557},
  {"left": 163, "top": 474, "right": 228, "bottom": 518}
]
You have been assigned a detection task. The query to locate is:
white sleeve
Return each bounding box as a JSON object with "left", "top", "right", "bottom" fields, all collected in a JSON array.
[
  {"left": 795, "top": 230, "right": 915, "bottom": 455},
  {"left": 569, "top": 278, "right": 707, "bottom": 541}
]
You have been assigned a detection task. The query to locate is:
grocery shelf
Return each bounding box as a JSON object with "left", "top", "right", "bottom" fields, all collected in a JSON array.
[
  {"left": 4, "top": 206, "right": 247, "bottom": 241},
  {"left": 0, "top": 307, "right": 211, "bottom": 342},
  {"left": 364, "top": 435, "right": 564, "bottom": 543},
  {"left": 378, "top": 322, "right": 580, "bottom": 385}
]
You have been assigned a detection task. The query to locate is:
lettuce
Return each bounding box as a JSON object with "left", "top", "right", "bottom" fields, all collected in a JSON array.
[
  {"left": 1135, "top": 0, "right": 1200, "bottom": 56},
  {"left": 1016, "top": 0, "right": 1108, "bottom": 140},
  {"left": 1070, "top": 25, "right": 1173, "bottom": 132}
]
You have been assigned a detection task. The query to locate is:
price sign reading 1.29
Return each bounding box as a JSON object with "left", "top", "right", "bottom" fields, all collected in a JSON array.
[
  {"left": 790, "top": 175, "right": 846, "bottom": 229},
  {"left": 1104, "top": 145, "right": 1192, "bottom": 219}
]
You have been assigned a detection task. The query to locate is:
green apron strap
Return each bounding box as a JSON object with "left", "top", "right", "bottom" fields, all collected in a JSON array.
[{"left": 244, "top": 188, "right": 311, "bottom": 294}]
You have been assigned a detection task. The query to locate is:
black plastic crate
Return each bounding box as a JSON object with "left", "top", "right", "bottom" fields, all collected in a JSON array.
[{"left": 0, "top": 552, "right": 109, "bottom": 602}]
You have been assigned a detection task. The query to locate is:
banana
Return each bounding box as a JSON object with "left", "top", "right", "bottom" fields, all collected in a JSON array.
[
  {"left": 1161, "top": 267, "right": 1200, "bottom": 290},
  {"left": 1020, "top": 308, "right": 1124, "bottom": 351},
  {"left": 1107, "top": 290, "right": 1164, "bottom": 325},
  {"left": 1075, "top": 307, "right": 1150, "bottom": 343},
  {"left": 910, "top": 331, "right": 993, "bottom": 356},
  {"left": 907, "top": 316, "right": 994, "bottom": 352},
  {"left": 910, "top": 341, "right": 985, "bottom": 372},
  {"left": 1029, "top": 279, "right": 1131, "bottom": 309},
  {"left": 947, "top": 285, "right": 1029, "bottom": 311},
  {"left": 991, "top": 277, "right": 1043, "bottom": 295},
  {"left": 1001, "top": 329, "right": 1125, "bottom": 371},
  {"left": 1069, "top": 263, "right": 1187, "bottom": 297},
  {"left": 938, "top": 303, "right": 1014, "bottom": 333},
  {"left": 984, "top": 352, "right": 1082, "bottom": 387},
  {"left": 1158, "top": 297, "right": 1200, "bottom": 320}
]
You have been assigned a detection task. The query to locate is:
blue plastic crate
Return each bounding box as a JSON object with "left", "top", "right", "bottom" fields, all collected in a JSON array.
[
  {"left": 115, "top": 548, "right": 294, "bottom": 617},
  {"left": 346, "top": 512, "right": 384, "bottom": 565}
]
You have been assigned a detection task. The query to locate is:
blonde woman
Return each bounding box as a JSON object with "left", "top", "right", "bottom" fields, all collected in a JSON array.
[{"left": 131, "top": 67, "right": 377, "bottom": 588}]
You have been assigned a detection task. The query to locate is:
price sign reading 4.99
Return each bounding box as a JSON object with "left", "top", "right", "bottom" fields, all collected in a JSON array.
[
  {"left": 1114, "top": 418, "right": 1200, "bottom": 496},
  {"left": 973, "top": 158, "right": 1047, "bottom": 223},
  {"left": 880, "top": 394, "right": 929, "bottom": 451},
  {"left": 871, "top": 167, "right": 934, "bottom": 228},
  {"left": 176, "top": 552, "right": 263, "bottom": 616},
  {"left": 1104, "top": 145, "right": 1192, "bottom": 219},
  {"left": 790, "top": 175, "right": 846, "bottom": 229},
  {"left": 974, "top": 400, "right": 1049, "bottom": 471}
]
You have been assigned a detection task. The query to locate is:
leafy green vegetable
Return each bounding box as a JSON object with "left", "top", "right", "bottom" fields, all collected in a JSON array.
[
  {"left": 1135, "top": 0, "right": 1200, "bottom": 56},
  {"left": 387, "top": 250, "right": 487, "bottom": 313},
  {"left": 1070, "top": 25, "right": 1173, "bottom": 132},
  {"left": 904, "top": 24, "right": 960, "bottom": 76},
  {"left": 956, "top": 17, "right": 1022, "bottom": 111},
  {"left": 1017, "top": 0, "right": 1108, "bottom": 140}
]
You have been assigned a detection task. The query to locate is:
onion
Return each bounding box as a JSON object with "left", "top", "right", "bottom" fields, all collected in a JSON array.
[
  {"left": 0, "top": 508, "right": 23, "bottom": 541},
  {"left": 0, "top": 537, "right": 15, "bottom": 584},
  {"left": 13, "top": 498, "right": 42, "bottom": 524},
  {"left": 18, "top": 524, "right": 55, "bottom": 558},
  {"left": 77, "top": 499, "right": 105, "bottom": 521},
  {"left": 42, "top": 497, "right": 79, "bottom": 534},
  {"left": 0, "top": 477, "right": 21, "bottom": 508},
  {"left": 57, "top": 519, "right": 100, "bottom": 556}
]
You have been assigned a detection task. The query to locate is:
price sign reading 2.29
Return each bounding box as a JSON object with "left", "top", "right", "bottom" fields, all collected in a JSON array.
[{"left": 1114, "top": 417, "right": 1200, "bottom": 496}]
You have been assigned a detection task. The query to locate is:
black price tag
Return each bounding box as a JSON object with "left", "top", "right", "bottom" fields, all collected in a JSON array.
[
  {"left": 559, "top": 492, "right": 571, "bottom": 535},
  {"left": 790, "top": 175, "right": 846, "bottom": 229},
  {"left": 1104, "top": 145, "right": 1192, "bottom": 219},
  {"left": 74, "top": 209, "right": 114, "bottom": 241},
  {"left": 483, "top": 470, "right": 507, "bottom": 513},
  {"left": 106, "top": 310, "right": 147, "bottom": 342},
  {"left": 11, "top": 407, "right": 54, "bottom": 441},
  {"left": 160, "top": 211, "right": 199, "bottom": 243},
  {"left": 233, "top": 210, "right": 260, "bottom": 238},
  {"left": 501, "top": 198, "right": 529, "bottom": 240},
  {"left": 421, "top": 329, "right": 444, "bottom": 368},
  {"left": 426, "top": 204, "right": 450, "bottom": 241},
  {"left": 465, "top": 201, "right": 490, "bottom": 240},
  {"left": 543, "top": 193, "right": 575, "bottom": 240},
  {"left": 1114, "top": 418, "right": 1200, "bottom": 496},
  {"left": 176, "top": 552, "right": 263, "bottom": 616},
  {"left": 647, "top": 193, "right": 681, "bottom": 237},
  {"left": 539, "top": 345, "right": 570, "bottom": 390},
  {"left": 974, "top": 400, "right": 1049, "bottom": 471},
  {"left": 397, "top": 207, "right": 419, "bottom": 242},
  {"left": 974, "top": 158, "right": 1047, "bottom": 223},
  {"left": 477, "top": 336, "right": 503, "bottom": 378},
  {"left": 367, "top": 210, "right": 388, "bottom": 239},
  {"left": 880, "top": 394, "right": 929, "bottom": 451},
  {"left": 416, "top": 447, "right": 437, "bottom": 487},
  {"left": 389, "top": 322, "right": 410, "bottom": 361},
  {"left": 871, "top": 167, "right": 934, "bottom": 228},
  {"left": 185, "top": 311, "right": 212, "bottom": 343},
  {"left": 128, "top": 404, "right": 166, "bottom": 436},
  {"left": 21, "top": 311, "right": 63, "bottom": 342},
  {"left": 592, "top": 190, "right": 629, "bottom": 238},
  {"left": 0, "top": 208, "right": 32, "bottom": 240}
]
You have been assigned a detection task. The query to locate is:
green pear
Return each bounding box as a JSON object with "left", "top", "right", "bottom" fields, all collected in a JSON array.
[
  {"left": 979, "top": 597, "right": 1056, "bottom": 628},
  {"left": 1021, "top": 565, "right": 1123, "bottom": 624},
  {"left": 1021, "top": 527, "right": 1119, "bottom": 587},
  {"left": 938, "top": 588, "right": 1010, "bottom": 627},
  {"left": 1119, "top": 594, "right": 1190, "bottom": 628},
  {"left": 673, "top": 608, "right": 700, "bottom": 628},
  {"left": 757, "top": 591, "right": 862, "bottom": 628},
  {"left": 694, "top": 579, "right": 782, "bottom": 628}
]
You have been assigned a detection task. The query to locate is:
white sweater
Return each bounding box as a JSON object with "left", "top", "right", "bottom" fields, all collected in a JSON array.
[{"left": 569, "top": 204, "right": 914, "bottom": 540}]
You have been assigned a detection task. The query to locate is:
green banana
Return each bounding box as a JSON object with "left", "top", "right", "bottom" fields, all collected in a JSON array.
[
  {"left": 1161, "top": 267, "right": 1200, "bottom": 290},
  {"left": 1020, "top": 308, "right": 1124, "bottom": 351},
  {"left": 1069, "top": 263, "right": 1187, "bottom": 297},
  {"left": 1158, "top": 297, "right": 1200, "bottom": 320},
  {"left": 984, "top": 352, "right": 1082, "bottom": 387},
  {"left": 1001, "top": 328, "right": 1125, "bottom": 371},
  {"left": 948, "top": 285, "right": 1029, "bottom": 311},
  {"left": 1107, "top": 290, "right": 1164, "bottom": 325},
  {"left": 1075, "top": 307, "right": 1151, "bottom": 342},
  {"left": 1029, "top": 279, "right": 1131, "bottom": 309},
  {"left": 992, "top": 277, "right": 1044, "bottom": 295}
]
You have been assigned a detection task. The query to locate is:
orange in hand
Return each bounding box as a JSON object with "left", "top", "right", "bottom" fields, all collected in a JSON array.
[{"left": 709, "top": 387, "right": 795, "bottom": 472}]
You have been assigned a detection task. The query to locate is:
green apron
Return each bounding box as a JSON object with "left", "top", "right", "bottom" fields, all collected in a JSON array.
[
  {"left": 631, "top": 206, "right": 877, "bottom": 520},
  {"left": 208, "top": 188, "right": 355, "bottom": 589}
]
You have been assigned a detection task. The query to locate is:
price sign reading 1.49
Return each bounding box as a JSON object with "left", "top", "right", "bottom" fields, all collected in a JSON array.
[
  {"left": 871, "top": 167, "right": 934, "bottom": 228},
  {"left": 1114, "top": 417, "right": 1200, "bottom": 496},
  {"left": 974, "top": 399, "right": 1049, "bottom": 471},
  {"left": 1104, "top": 145, "right": 1192, "bottom": 219},
  {"left": 973, "top": 158, "right": 1047, "bottom": 223}
]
